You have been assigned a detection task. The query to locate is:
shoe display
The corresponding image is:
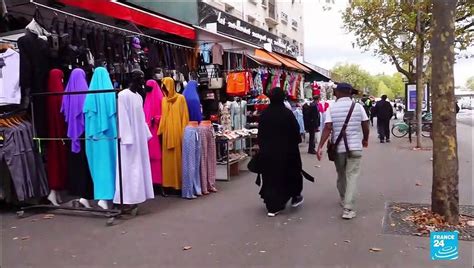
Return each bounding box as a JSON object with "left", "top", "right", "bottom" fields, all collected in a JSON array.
[
  {"left": 342, "top": 209, "right": 356, "bottom": 219},
  {"left": 291, "top": 196, "right": 304, "bottom": 208}
]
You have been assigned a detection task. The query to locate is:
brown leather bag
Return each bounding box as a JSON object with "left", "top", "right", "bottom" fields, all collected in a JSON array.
[{"left": 327, "top": 102, "right": 355, "bottom": 161}]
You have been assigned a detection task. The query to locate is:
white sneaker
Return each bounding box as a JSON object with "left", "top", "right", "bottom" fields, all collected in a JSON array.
[
  {"left": 342, "top": 209, "right": 356, "bottom": 219},
  {"left": 267, "top": 211, "right": 280, "bottom": 217}
]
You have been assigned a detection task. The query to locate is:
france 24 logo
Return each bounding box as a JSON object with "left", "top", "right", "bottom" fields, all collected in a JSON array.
[{"left": 430, "top": 231, "right": 459, "bottom": 260}]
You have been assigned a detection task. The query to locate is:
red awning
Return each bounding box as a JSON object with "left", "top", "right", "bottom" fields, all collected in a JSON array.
[{"left": 58, "top": 0, "right": 195, "bottom": 40}]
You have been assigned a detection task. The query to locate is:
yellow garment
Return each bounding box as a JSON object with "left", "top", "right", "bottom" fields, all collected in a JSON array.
[{"left": 158, "top": 77, "right": 189, "bottom": 189}]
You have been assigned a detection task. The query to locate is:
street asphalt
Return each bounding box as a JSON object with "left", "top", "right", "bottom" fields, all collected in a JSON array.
[{"left": 1, "top": 119, "right": 473, "bottom": 268}]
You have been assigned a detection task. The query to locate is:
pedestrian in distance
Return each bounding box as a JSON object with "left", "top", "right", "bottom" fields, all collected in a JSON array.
[
  {"left": 373, "top": 95, "right": 393, "bottom": 143},
  {"left": 303, "top": 95, "right": 321, "bottom": 154},
  {"left": 316, "top": 83, "right": 370, "bottom": 220},
  {"left": 370, "top": 102, "right": 376, "bottom": 127},
  {"left": 257, "top": 87, "right": 304, "bottom": 217}
]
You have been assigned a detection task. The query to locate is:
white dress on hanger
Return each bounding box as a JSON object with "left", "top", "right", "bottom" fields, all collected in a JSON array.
[{"left": 114, "top": 89, "right": 154, "bottom": 204}]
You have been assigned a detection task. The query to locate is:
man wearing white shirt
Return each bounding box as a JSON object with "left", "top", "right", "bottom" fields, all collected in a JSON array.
[{"left": 316, "top": 83, "right": 370, "bottom": 220}]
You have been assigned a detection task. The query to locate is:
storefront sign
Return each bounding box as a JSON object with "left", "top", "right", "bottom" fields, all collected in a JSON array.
[
  {"left": 198, "top": 2, "right": 299, "bottom": 57},
  {"left": 406, "top": 84, "right": 429, "bottom": 112}
]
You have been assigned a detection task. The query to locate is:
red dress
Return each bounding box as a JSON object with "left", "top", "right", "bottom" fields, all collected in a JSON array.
[{"left": 46, "top": 69, "right": 68, "bottom": 190}]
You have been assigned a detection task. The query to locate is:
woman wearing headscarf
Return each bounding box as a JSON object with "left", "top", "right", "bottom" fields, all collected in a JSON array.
[{"left": 257, "top": 87, "right": 304, "bottom": 217}]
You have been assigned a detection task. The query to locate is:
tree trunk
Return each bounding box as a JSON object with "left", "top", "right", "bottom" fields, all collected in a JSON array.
[
  {"left": 415, "top": 9, "right": 424, "bottom": 149},
  {"left": 431, "top": 0, "right": 459, "bottom": 224}
]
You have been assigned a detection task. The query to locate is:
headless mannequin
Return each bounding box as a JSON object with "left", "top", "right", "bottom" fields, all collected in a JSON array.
[{"left": 47, "top": 190, "right": 61, "bottom": 206}]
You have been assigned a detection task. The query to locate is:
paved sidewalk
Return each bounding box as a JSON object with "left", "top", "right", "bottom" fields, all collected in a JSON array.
[{"left": 1, "top": 122, "right": 473, "bottom": 267}]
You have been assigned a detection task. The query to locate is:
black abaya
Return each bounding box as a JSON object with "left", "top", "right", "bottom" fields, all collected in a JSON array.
[{"left": 257, "top": 103, "right": 303, "bottom": 213}]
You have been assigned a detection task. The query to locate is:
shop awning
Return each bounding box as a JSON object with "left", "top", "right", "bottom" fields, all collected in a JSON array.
[
  {"left": 57, "top": 0, "right": 196, "bottom": 40},
  {"left": 252, "top": 49, "right": 283, "bottom": 66},
  {"left": 285, "top": 58, "right": 312, "bottom": 73},
  {"left": 266, "top": 51, "right": 301, "bottom": 71}
]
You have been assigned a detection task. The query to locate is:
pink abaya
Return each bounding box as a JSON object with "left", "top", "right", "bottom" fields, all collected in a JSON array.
[{"left": 144, "top": 80, "right": 164, "bottom": 184}]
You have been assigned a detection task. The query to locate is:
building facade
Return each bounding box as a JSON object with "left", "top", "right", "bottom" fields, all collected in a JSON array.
[{"left": 200, "top": 0, "right": 304, "bottom": 57}]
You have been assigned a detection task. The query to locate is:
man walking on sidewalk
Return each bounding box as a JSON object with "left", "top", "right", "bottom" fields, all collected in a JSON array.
[
  {"left": 316, "top": 83, "right": 370, "bottom": 219},
  {"left": 374, "top": 95, "right": 393, "bottom": 143},
  {"left": 303, "top": 95, "right": 321, "bottom": 154}
]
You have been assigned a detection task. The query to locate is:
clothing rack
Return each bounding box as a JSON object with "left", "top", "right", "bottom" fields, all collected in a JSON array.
[
  {"left": 16, "top": 88, "right": 129, "bottom": 226},
  {"left": 26, "top": 0, "right": 195, "bottom": 50}
]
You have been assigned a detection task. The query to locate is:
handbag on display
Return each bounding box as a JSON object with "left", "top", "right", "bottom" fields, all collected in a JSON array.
[
  {"left": 209, "top": 67, "right": 224, "bottom": 89},
  {"left": 327, "top": 102, "right": 355, "bottom": 161},
  {"left": 198, "top": 66, "right": 209, "bottom": 85}
]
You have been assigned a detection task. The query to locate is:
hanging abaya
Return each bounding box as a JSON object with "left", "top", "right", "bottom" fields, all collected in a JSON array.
[
  {"left": 114, "top": 89, "right": 154, "bottom": 204},
  {"left": 46, "top": 69, "right": 67, "bottom": 190},
  {"left": 257, "top": 87, "right": 303, "bottom": 213},
  {"left": 61, "top": 68, "right": 94, "bottom": 199},
  {"left": 144, "top": 79, "right": 163, "bottom": 185},
  {"left": 182, "top": 80, "right": 202, "bottom": 122},
  {"left": 83, "top": 67, "right": 117, "bottom": 200},
  {"left": 158, "top": 77, "right": 189, "bottom": 190}
]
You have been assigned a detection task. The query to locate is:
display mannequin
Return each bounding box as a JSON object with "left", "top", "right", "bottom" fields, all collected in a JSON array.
[
  {"left": 158, "top": 77, "right": 189, "bottom": 191},
  {"left": 113, "top": 69, "right": 154, "bottom": 206},
  {"left": 144, "top": 79, "right": 166, "bottom": 197}
]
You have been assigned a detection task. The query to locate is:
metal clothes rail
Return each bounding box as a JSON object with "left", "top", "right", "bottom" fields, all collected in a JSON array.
[
  {"left": 28, "top": 0, "right": 195, "bottom": 50},
  {"left": 17, "top": 88, "right": 129, "bottom": 226}
]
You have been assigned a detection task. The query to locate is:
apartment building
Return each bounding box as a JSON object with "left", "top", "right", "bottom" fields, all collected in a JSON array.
[{"left": 200, "top": 0, "right": 304, "bottom": 57}]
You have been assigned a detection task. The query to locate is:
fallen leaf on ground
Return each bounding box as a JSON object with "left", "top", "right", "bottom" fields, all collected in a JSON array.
[
  {"left": 161, "top": 233, "right": 167, "bottom": 236},
  {"left": 121, "top": 231, "right": 127, "bottom": 235},
  {"left": 314, "top": 165, "right": 321, "bottom": 168},
  {"left": 21, "top": 236, "right": 30, "bottom": 240},
  {"left": 344, "top": 240, "right": 351, "bottom": 243},
  {"left": 71, "top": 255, "right": 77, "bottom": 258},
  {"left": 11, "top": 226, "right": 17, "bottom": 229},
  {"left": 333, "top": 243, "right": 338, "bottom": 246},
  {"left": 415, "top": 182, "right": 422, "bottom": 186},
  {"left": 43, "top": 214, "right": 55, "bottom": 219},
  {"left": 467, "top": 221, "right": 474, "bottom": 227},
  {"left": 183, "top": 246, "right": 192, "bottom": 251},
  {"left": 12, "top": 237, "right": 18, "bottom": 240},
  {"left": 390, "top": 223, "right": 396, "bottom": 227},
  {"left": 259, "top": 250, "right": 266, "bottom": 253},
  {"left": 369, "top": 247, "right": 382, "bottom": 252}
]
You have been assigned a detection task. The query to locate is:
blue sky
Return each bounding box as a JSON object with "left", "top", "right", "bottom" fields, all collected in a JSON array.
[{"left": 303, "top": 0, "right": 473, "bottom": 87}]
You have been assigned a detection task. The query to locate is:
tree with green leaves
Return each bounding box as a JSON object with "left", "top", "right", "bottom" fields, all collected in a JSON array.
[
  {"left": 331, "top": 63, "right": 374, "bottom": 94},
  {"left": 342, "top": 0, "right": 473, "bottom": 83}
]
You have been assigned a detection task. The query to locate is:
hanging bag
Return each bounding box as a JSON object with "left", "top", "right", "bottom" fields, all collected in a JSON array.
[
  {"left": 209, "top": 67, "right": 224, "bottom": 89},
  {"left": 327, "top": 102, "right": 355, "bottom": 161},
  {"left": 198, "top": 65, "right": 209, "bottom": 85}
]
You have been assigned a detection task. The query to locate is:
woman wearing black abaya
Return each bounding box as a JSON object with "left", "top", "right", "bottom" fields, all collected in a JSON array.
[{"left": 258, "top": 87, "right": 304, "bottom": 217}]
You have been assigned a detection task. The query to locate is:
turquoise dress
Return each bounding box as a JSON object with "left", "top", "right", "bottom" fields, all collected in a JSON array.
[{"left": 83, "top": 67, "right": 117, "bottom": 200}]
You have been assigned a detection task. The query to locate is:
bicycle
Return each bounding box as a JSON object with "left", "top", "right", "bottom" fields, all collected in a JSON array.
[{"left": 391, "top": 120, "right": 432, "bottom": 138}]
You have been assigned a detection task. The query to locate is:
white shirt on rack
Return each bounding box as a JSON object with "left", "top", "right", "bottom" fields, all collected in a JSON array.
[{"left": 0, "top": 48, "right": 21, "bottom": 106}]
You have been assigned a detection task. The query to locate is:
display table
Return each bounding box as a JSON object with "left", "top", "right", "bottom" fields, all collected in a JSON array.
[{"left": 215, "top": 134, "right": 256, "bottom": 181}]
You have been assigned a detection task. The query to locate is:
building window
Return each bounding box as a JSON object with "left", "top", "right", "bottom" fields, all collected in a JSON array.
[
  {"left": 281, "top": 12, "right": 288, "bottom": 24},
  {"left": 247, "top": 15, "right": 256, "bottom": 25},
  {"left": 224, "top": 3, "right": 235, "bottom": 13},
  {"left": 291, "top": 19, "right": 298, "bottom": 30},
  {"left": 268, "top": 0, "right": 276, "bottom": 19}
]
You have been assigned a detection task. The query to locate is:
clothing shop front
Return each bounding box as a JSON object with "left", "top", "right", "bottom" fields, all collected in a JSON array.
[
  {"left": 193, "top": 2, "right": 310, "bottom": 181},
  {"left": 0, "top": 0, "right": 224, "bottom": 222}
]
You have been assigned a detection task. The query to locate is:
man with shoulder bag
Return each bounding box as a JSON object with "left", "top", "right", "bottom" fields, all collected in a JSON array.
[{"left": 316, "top": 83, "right": 370, "bottom": 220}]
